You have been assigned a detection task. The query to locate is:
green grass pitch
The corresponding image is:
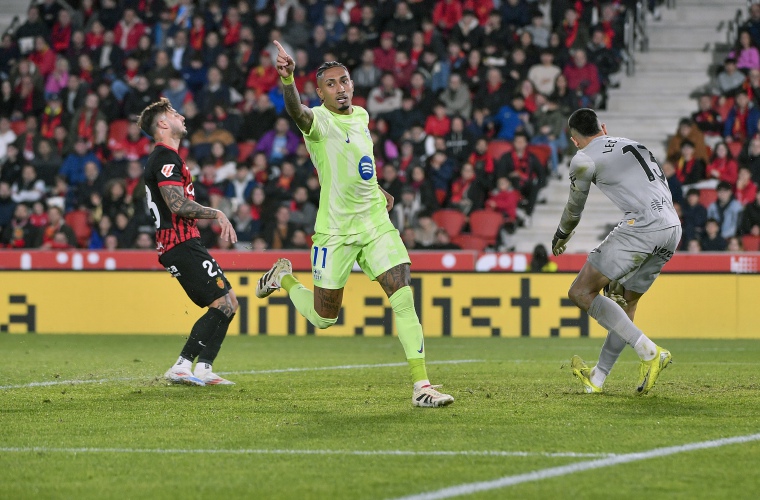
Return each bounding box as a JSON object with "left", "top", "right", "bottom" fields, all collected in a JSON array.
[{"left": 1, "top": 335, "right": 759, "bottom": 499}]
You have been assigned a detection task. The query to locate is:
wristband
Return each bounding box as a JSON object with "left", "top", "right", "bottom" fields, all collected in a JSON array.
[
  {"left": 280, "top": 74, "right": 294, "bottom": 85},
  {"left": 554, "top": 227, "right": 569, "bottom": 239}
]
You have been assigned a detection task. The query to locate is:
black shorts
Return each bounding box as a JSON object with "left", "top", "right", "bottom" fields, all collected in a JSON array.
[{"left": 158, "top": 238, "right": 231, "bottom": 307}]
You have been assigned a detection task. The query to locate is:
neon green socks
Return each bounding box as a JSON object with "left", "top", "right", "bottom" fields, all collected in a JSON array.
[
  {"left": 281, "top": 277, "right": 428, "bottom": 384},
  {"left": 389, "top": 286, "right": 429, "bottom": 384},
  {"left": 281, "top": 275, "right": 337, "bottom": 329}
]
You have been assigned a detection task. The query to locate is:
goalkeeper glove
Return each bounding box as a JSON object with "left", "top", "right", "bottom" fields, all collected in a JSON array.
[{"left": 551, "top": 228, "right": 575, "bottom": 256}]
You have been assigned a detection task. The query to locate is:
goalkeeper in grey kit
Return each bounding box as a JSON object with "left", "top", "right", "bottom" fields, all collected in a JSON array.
[{"left": 552, "top": 108, "right": 681, "bottom": 395}]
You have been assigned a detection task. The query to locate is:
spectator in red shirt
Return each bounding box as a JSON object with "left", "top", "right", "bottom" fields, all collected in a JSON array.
[
  {"left": 706, "top": 142, "right": 739, "bottom": 186},
  {"left": 189, "top": 13, "right": 206, "bottom": 52},
  {"left": 433, "top": 0, "right": 463, "bottom": 34},
  {"left": 486, "top": 176, "right": 520, "bottom": 221},
  {"left": 30, "top": 36, "right": 56, "bottom": 78},
  {"left": 735, "top": 167, "right": 758, "bottom": 206},
  {"left": 85, "top": 20, "right": 105, "bottom": 51},
  {"left": 50, "top": 9, "right": 72, "bottom": 53},
  {"left": 246, "top": 51, "right": 279, "bottom": 96},
  {"left": 464, "top": 0, "right": 493, "bottom": 26},
  {"left": 221, "top": 6, "right": 242, "bottom": 48},
  {"left": 113, "top": 8, "right": 146, "bottom": 53},
  {"left": 425, "top": 102, "right": 452, "bottom": 137},
  {"left": 392, "top": 51, "right": 416, "bottom": 91},
  {"left": 373, "top": 32, "right": 397, "bottom": 73},
  {"left": 122, "top": 122, "right": 152, "bottom": 161},
  {"left": 563, "top": 49, "right": 601, "bottom": 108}
]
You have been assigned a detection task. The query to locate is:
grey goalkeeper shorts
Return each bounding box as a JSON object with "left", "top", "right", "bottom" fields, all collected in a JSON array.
[{"left": 588, "top": 224, "right": 682, "bottom": 294}]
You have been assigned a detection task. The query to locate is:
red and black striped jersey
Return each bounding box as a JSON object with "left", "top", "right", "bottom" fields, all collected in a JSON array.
[{"left": 143, "top": 143, "right": 200, "bottom": 254}]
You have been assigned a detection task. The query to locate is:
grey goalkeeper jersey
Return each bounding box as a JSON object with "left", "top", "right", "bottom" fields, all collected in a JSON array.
[{"left": 559, "top": 135, "right": 681, "bottom": 234}]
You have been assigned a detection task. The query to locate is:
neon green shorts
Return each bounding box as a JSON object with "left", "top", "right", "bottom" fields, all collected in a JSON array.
[{"left": 310, "top": 222, "right": 410, "bottom": 289}]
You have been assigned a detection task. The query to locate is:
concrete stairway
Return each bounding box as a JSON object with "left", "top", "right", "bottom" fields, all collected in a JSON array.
[
  {"left": 514, "top": 0, "right": 744, "bottom": 254},
  {"left": 0, "top": 0, "right": 27, "bottom": 36}
]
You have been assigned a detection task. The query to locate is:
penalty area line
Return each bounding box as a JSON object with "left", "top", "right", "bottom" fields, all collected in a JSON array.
[
  {"left": 0, "top": 359, "right": 483, "bottom": 391},
  {"left": 391, "top": 432, "right": 760, "bottom": 500},
  {"left": 0, "top": 447, "right": 613, "bottom": 459}
]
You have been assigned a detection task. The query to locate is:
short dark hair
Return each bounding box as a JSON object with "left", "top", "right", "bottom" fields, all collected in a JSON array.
[
  {"left": 316, "top": 61, "right": 348, "bottom": 80},
  {"left": 513, "top": 131, "right": 529, "bottom": 142},
  {"left": 136, "top": 97, "right": 172, "bottom": 138},
  {"left": 568, "top": 108, "right": 601, "bottom": 137}
]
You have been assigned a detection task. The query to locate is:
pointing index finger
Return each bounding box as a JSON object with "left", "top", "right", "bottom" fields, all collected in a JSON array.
[{"left": 273, "top": 40, "right": 284, "bottom": 53}]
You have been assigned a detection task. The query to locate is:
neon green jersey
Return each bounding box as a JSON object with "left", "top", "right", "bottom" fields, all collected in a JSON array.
[{"left": 298, "top": 104, "right": 390, "bottom": 235}]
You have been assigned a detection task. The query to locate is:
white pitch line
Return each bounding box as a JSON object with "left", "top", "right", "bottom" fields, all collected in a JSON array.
[
  {"left": 0, "top": 447, "right": 612, "bottom": 459},
  {"left": 0, "top": 359, "right": 482, "bottom": 391},
  {"left": 392, "top": 433, "right": 760, "bottom": 500},
  {"left": 218, "top": 359, "right": 481, "bottom": 376}
]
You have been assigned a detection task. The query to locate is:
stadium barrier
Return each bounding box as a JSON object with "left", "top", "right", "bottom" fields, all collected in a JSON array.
[
  {"left": 0, "top": 271, "right": 756, "bottom": 338},
  {"left": 1, "top": 249, "right": 759, "bottom": 273}
]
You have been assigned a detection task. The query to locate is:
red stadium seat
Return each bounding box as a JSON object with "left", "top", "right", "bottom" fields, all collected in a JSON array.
[
  {"left": 487, "top": 140, "right": 513, "bottom": 161},
  {"left": 468, "top": 209, "right": 504, "bottom": 245},
  {"left": 108, "top": 119, "right": 130, "bottom": 143},
  {"left": 64, "top": 210, "right": 92, "bottom": 248},
  {"left": 742, "top": 235, "right": 760, "bottom": 251},
  {"left": 352, "top": 96, "right": 366, "bottom": 108},
  {"left": 237, "top": 141, "right": 256, "bottom": 162},
  {"left": 452, "top": 234, "right": 487, "bottom": 251},
  {"left": 727, "top": 141, "right": 742, "bottom": 160},
  {"left": 699, "top": 188, "right": 718, "bottom": 208},
  {"left": 527, "top": 144, "right": 551, "bottom": 169},
  {"left": 431, "top": 209, "right": 466, "bottom": 238},
  {"left": 10, "top": 120, "right": 25, "bottom": 135}
]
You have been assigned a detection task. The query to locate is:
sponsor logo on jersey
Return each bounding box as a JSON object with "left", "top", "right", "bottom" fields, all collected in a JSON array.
[
  {"left": 165, "top": 265, "right": 181, "bottom": 277},
  {"left": 364, "top": 128, "right": 371, "bottom": 141},
  {"left": 161, "top": 164, "right": 175, "bottom": 178},
  {"left": 358, "top": 155, "right": 374, "bottom": 180},
  {"left": 216, "top": 276, "right": 225, "bottom": 289},
  {"left": 313, "top": 269, "right": 322, "bottom": 281},
  {"left": 345, "top": 132, "right": 350, "bottom": 143}
]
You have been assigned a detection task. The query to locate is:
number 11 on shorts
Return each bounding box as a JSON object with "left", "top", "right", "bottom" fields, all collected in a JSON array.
[{"left": 313, "top": 246, "right": 327, "bottom": 268}]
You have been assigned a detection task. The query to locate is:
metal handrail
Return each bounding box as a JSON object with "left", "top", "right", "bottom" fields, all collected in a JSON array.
[{"left": 2, "top": 15, "right": 19, "bottom": 38}]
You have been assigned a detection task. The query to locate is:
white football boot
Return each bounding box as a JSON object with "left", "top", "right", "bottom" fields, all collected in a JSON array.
[
  {"left": 413, "top": 385, "right": 455, "bottom": 407},
  {"left": 194, "top": 363, "right": 235, "bottom": 385},
  {"left": 164, "top": 365, "right": 205, "bottom": 386},
  {"left": 255, "top": 258, "right": 293, "bottom": 298}
]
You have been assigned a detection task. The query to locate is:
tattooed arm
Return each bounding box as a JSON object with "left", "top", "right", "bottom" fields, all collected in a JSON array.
[
  {"left": 273, "top": 40, "right": 314, "bottom": 133},
  {"left": 159, "top": 185, "right": 237, "bottom": 243}
]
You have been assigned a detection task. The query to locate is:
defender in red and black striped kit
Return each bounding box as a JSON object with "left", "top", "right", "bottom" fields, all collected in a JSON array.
[{"left": 138, "top": 98, "right": 239, "bottom": 387}]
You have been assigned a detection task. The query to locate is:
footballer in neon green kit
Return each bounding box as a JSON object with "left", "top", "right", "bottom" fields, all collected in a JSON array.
[{"left": 255, "top": 40, "right": 454, "bottom": 407}]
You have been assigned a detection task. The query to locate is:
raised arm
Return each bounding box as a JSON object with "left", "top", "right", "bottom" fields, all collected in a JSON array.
[
  {"left": 159, "top": 184, "right": 237, "bottom": 243},
  {"left": 273, "top": 40, "right": 314, "bottom": 133}
]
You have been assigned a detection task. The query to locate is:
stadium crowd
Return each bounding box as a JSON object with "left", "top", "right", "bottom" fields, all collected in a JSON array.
[
  {"left": 0, "top": 0, "right": 645, "bottom": 253},
  {"left": 662, "top": 1, "right": 760, "bottom": 253}
]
